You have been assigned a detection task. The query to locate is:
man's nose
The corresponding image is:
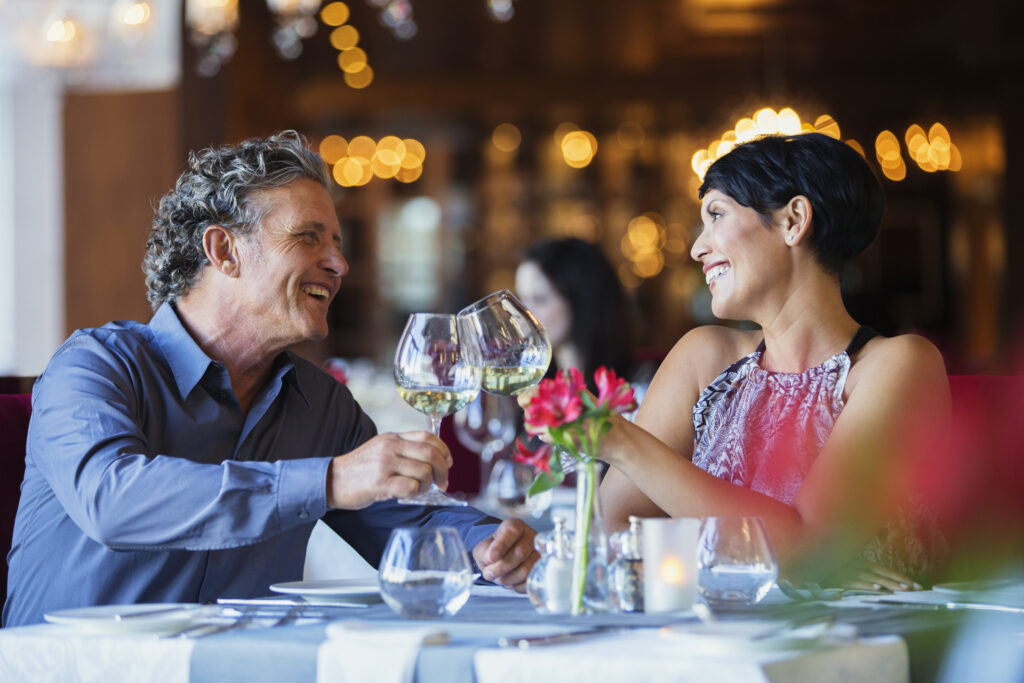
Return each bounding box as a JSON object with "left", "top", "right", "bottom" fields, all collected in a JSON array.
[{"left": 324, "top": 247, "right": 349, "bottom": 277}]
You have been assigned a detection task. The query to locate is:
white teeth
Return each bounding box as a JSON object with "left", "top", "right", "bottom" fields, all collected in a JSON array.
[
  {"left": 705, "top": 264, "right": 729, "bottom": 286},
  {"left": 301, "top": 285, "right": 330, "bottom": 299}
]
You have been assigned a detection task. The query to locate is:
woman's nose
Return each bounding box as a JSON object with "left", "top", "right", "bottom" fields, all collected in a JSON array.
[{"left": 690, "top": 227, "right": 709, "bottom": 262}]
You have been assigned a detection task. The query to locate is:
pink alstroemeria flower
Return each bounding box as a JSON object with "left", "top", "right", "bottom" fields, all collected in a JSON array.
[
  {"left": 523, "top": 367, "right": 585, "bottom": 434},
  {"left": 595, "top": 366, "right": 637, "bottom": 414},
  {"left": 513, "top": 438, "right": 552, "bottom": 475}
]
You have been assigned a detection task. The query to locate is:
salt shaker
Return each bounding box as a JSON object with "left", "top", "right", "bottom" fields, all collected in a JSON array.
[
  {"left": 526, "top": 516, "right": 574, "bottom": 614},
  {"left": 609, "top": 515, "right": 644, "bottom": 612}
]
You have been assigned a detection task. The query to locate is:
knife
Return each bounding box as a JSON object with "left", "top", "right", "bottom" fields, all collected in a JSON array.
[{"left": 498, "top": 627, "right": 614, "bottom": 649}]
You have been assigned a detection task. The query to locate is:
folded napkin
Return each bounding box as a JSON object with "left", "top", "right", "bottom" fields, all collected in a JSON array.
[{"left": 316, "top": 620, "right": 449, "bottom": 683}]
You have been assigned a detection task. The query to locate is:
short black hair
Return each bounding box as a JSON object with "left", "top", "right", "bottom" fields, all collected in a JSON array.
[
  {"left": 698, "top": 133, "right": 885, "bottom": 274},
  {"left": 522, "top": 237, "right": 633, "bottom": 385}
]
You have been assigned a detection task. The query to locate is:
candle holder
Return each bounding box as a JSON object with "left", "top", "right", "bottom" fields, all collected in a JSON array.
[{"left": 641, "top": 518, "right": 700, "bottom": 613}]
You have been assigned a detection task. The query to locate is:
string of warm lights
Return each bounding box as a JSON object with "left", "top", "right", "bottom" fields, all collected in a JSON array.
[
  {"left": 690, "top": 108, "right": 846, "bottom": 180},
  {"left": 320, "top": 2, "right": 374, "bottom": 89},
  {"left": 875, "top": 124, "right": 962, "bottom": 182},
  {"left": 319, "top": 134, "right": 425, "bottom": 187}
]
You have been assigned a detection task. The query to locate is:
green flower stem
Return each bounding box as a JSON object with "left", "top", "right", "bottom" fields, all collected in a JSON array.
[{"left": 572, "top": 457, "right": 596, "bottom": 615}]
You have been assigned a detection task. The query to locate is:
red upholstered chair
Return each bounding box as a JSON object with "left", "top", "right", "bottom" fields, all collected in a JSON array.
[
  {"left": 933, "top": 375, "right": 1024, "bottom": 577},
  {"left": 0, "top": 393, "right": 31, "bottom": 613}
]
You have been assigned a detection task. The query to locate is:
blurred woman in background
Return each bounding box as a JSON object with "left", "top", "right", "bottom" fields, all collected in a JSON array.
[{"left": 515, "top": 237, "right": 638, "bottom": 394}]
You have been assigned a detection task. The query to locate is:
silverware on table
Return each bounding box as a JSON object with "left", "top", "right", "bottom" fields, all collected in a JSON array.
[
  {"left": 113, "top": 605, "right": 197, "bottom": 621},
  {"left": 498, "top": 627, "right": 614, "bottom": 649}
]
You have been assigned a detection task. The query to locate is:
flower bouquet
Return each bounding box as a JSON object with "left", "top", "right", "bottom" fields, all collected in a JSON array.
[{"left": 514, "top": 366, "right": 637, "bottom": 614}]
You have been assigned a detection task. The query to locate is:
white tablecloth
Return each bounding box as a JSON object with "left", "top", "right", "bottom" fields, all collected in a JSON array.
[{"left": 0, "top": 623, "right": 194, "bottom": 683}]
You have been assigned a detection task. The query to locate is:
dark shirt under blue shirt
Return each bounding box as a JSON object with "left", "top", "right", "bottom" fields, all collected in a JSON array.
[{"left": 3, "top": 303, "right": 499, "bottom": 626}]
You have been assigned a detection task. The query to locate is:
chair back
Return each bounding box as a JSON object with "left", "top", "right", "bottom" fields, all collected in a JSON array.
[
  {"left": 0, "top": 393, "right": 31, "bottom": 612},
  {"left": 941, "top": 375, "right": 1024, "bottom": 575}
]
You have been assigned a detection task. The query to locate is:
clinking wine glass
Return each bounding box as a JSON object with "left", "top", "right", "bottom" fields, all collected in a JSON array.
[
  {"left": 456, "top": 290, "right": 551, "bottom": 397},
  {"left": 394, "top": 313, "right": 482, "bottom": 506}
]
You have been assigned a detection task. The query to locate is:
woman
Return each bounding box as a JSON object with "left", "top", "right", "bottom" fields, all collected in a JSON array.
[
  {"left": 515, "top": 237, "right": 636, "bottom": 393},
  {"left": 599, "top": 133, "right": 949, "bottom": 589}
]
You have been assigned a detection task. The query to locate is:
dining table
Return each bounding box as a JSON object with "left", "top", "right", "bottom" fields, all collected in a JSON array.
[{"left": 3, "top": 578, "right": 1022, "bottom": 683}]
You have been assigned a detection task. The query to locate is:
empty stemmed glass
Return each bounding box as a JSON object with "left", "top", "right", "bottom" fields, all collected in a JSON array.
[
  {"left": 452, "top": 391, "right": 519, "bottom": 491},
  {"left": 456, "top": 290, "right": 551, "bottom": 397},
  {"left": 394, "top": 313, "right": 482, "bottom": 506}
]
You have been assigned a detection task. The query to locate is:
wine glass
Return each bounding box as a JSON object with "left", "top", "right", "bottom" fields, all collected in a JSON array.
[
  {"left": 696, "top": 516, "right": 778, "bottom": 606},
  {"left": 378, "top": 527, "right": 473, "bottom": 618},
  {"left": 394, "top": 313, "right": 482, "bottom": 506},
  {"left": 457, "top": 290, "right": 551, "bottom": 397},
  {"left": 452, "top": 391, "right": 519, "bottom": 490}
]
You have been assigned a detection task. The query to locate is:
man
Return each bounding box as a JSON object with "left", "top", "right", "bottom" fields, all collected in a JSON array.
[{"left": 3, "top": 131, "right": 537, "bottom": 626}]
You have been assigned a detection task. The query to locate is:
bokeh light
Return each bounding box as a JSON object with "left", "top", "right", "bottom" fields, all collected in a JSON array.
[
  {"left": 320, "top": 1, "right": 350, "bottom": 26},
  {"left": 492, "top": 123, "right": 522, "bottom": 153}
]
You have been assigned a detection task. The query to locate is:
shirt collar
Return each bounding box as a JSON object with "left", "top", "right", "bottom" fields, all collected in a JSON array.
[{"left": 150, "top": 302, "right": 310, "bottom": 406}]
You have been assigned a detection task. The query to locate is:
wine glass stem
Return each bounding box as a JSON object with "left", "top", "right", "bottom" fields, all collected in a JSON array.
[{"left": 429, "top": 415, "right": 442, "bottom": 437}]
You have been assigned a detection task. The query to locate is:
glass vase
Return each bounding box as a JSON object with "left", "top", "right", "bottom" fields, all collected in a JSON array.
[{"left": 571, "top": 458, "right": 610, "bottom": 614}]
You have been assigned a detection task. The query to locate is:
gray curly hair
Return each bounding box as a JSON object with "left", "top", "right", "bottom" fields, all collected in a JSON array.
[{"left": 143, "top": 130, "right": 332, "bottom": 309}]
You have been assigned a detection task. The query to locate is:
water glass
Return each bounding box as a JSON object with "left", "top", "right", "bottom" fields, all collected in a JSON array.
[
  {"left": 696, "top": 516, "right": 778, "bottom": 606},
  {"left": 379, "top": 527, "right": 473, "bottom": 618}
]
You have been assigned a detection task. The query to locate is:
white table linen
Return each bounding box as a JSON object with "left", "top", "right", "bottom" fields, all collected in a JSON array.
[{"left": 474, "top": 629, "right": 909, "bottom": 683}]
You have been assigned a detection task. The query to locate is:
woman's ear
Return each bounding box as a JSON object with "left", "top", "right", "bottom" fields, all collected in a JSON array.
[
  {"left": 202, "top": 225, "right": 239, "bottom": 276},
  {"left": 781, "top": 195, "right": 813, "bottom": 246}
]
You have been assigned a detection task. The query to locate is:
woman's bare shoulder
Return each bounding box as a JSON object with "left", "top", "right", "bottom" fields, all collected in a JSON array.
[
  {"left": 666, "top": 325, "right": 763, "bottom": 386},
  {"left": 848, "top": 332, "right": 948, "bottom": 397}
]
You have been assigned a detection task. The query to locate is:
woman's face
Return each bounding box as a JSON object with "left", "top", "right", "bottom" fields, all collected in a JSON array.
[
  {"left": 691, "top": 189, "right": 789, "bottom": 321},
  {"left": 515, "top": 260, "right": 572, "bottom": 350}
]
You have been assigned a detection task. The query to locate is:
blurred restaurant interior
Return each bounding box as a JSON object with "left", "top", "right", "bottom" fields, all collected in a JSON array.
[{"left": 0, "top": 0, "right": 1022, "bottom": 379}]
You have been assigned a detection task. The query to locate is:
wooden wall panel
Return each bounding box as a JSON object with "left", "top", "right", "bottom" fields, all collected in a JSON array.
[{"left": 63, "top": 90, "right": 181, "bottom": 334}]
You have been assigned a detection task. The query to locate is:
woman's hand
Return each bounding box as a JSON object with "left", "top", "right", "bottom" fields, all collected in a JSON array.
[{"left": 829, "top": 559, "right": 923, "bottom": 592}]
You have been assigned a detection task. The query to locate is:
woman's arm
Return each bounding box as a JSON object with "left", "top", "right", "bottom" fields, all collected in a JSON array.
[
  {"left": 600, "top": 331, "right": 949, "bottom": 580},
  {"left": 601, "top": 326, "right": 757, "bottom": 531}
]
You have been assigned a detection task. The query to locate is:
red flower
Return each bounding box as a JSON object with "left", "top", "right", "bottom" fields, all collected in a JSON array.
[
  {"left": 595, "top": 366, "right": 637, "bottom": 414},
  {"left": 513, "top": 438, "right": 552, "bottom": 475},
  {"left": 523, "top": 368, "right": 585, "bottom": 434}
]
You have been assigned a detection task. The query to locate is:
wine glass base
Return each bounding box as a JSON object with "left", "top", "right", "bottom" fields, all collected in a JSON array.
[{"left": 397, "top": 491, "right": 469, "bottom": 506}]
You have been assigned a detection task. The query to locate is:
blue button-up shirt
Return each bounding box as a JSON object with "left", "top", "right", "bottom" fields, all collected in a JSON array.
[{"left": 3, "top": 303, "right": 499, "bottom": 626}]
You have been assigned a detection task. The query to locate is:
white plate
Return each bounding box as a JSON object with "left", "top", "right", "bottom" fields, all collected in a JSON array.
[
  {"left": 44, "top": 603, "right": 213, "bottom": 635},
  {"left": 269, "top": 579, "right": 381, "bottom": 603}
]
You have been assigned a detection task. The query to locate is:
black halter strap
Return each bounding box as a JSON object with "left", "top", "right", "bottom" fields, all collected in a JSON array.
[
  {"left": 755, "top": 325, "right": 878, "bottom": 357},
  {"left": 844, "top": 326, "right": 878, "bottom": 356}
]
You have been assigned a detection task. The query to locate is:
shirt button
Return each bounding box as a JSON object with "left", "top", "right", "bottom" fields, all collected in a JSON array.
[{"left": 299, "top": 509, "right": 309, "bottom": 519}]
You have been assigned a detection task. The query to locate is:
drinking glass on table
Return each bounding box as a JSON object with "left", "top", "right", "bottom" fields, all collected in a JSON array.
[
  {"left": 456, "top": 290, "right": 551, "bottom": 397},
  {"left": 696, "top": 516, "right": 778, "bottom": 606},
  {"left": 379, "top": 527, "right": 473, "bottom": 618},
  {"left": 394, "top": 313, "right": 482, "bottom": 506}
]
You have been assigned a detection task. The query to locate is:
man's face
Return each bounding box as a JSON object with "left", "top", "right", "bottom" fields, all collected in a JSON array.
[{"left": 234, "top": 178, "right": 347, "bottom": 351}]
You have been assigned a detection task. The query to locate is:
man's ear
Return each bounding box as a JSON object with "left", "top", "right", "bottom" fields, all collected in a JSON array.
[
  {"left": 781, "top": 195, "right": 813, "bottom": 246},
  {"left": 202, "top": 225, "right": 239, "bottom": 277}
]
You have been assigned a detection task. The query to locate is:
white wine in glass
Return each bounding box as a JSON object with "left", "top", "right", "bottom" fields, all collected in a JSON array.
[
  {"left": 394, "top": 313, "right": 482, "bottom": 506},
  {"left": 457, "top": 290, "right": 551, "bottom": 397}
]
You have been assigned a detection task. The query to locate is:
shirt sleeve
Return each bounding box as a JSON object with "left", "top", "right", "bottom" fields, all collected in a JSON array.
[
  {"left": 322, "top": 503, "right": 501, "bottom": 571},
  {"left": 28, "top": 333, "right": 332, "bottom": 552}
]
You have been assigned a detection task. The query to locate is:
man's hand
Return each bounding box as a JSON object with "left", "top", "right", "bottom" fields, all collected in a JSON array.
[
  {"left": 326, "top": 431, "right": 452, "bottom": 510},
  {"left": 472, "top": 519, "right": 539, "bottom": 592}
]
